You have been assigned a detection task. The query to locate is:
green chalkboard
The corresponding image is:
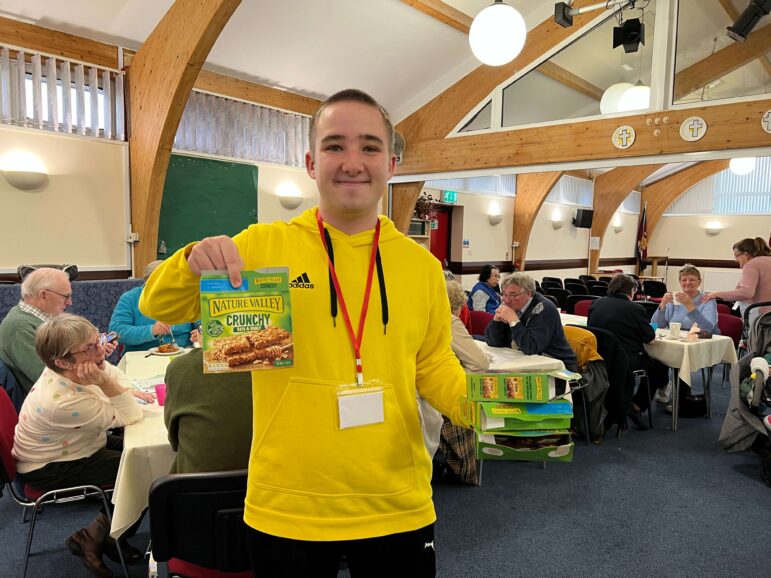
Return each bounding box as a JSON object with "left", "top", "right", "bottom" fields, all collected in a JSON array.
[{"left": 157, "top": 154, "right": 258, "bottom": 258}]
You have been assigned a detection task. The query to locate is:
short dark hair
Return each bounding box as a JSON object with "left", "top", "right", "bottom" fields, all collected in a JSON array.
[
  {"left": 478, "top": 264, "right": 500, "bottom": 283},
  {"left": 308, "top": 88, "right": 394, "bottom": 156},
  {"left": 608, "top": 274, "right": 636, "bottom": 297}
]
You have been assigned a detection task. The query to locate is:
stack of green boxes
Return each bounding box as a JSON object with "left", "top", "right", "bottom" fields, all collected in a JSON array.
[{"left": 463, "top": 370, "right": 577, "bottom": 463}]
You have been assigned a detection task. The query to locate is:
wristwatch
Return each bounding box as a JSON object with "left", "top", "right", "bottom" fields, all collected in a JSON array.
[{"left": 508, "top": 319, "right": 519, "bottom": 327}]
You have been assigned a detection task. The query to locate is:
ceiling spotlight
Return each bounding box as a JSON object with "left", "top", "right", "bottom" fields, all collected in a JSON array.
[
  {"left": 727, "top": 0, "right": 771, "bottom": 42},
  {"left": 613, "top": 18, "right": 645, "bottom": 53}
]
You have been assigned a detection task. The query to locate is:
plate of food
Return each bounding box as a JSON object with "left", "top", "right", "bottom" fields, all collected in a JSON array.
[{"left": 149, "top": 343, "right": 182, "bottom": 356}]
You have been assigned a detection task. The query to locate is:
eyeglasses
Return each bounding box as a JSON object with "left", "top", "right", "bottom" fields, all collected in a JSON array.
[
  {"left": 68, "top": 341, "right": 103, "bottom": 356},
  {"left": 501, "top": 290, "right": 526, "bottom": 299},
  {"left": 733, "top": 252, "right": 747, "bottom": 261},
  {"left": 45, "top": 289, "right": 72, "bottom": 301}
]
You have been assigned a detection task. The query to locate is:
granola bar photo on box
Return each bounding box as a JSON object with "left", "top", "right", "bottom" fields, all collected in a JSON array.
[{"left": 200, "top": 268, "right": 293, "bottom": 373}]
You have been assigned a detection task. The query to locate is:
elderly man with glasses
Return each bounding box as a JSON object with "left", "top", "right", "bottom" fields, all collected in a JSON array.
[
  {"left": 484, "top": 272, "right": 578, "bottom": 372},
  {"left": 0, "top": 268, "right": 75, "bottom": 392}
]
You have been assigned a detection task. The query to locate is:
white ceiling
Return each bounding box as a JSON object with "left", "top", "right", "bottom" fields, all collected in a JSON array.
[{"left": 0, "top": 0, "right": 552, "bottom": 122}]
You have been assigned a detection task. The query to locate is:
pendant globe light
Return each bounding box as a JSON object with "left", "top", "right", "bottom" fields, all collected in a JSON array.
[
  {"left": 617, "top": 82, "right": 650, "bottom": 112},
  {"left": 729, "top": 157, "right": 756, "bottom": 175},
  {"left": 469, "top": 1, "right": 527, "bottom": 67}
]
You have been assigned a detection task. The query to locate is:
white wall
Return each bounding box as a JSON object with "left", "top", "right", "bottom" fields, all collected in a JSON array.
[
  {"left": 0, "top": 125, "right": 130, "bottom": 272},
  {"left": 257, "top": 163, "right": 318, "bottom": 224}
]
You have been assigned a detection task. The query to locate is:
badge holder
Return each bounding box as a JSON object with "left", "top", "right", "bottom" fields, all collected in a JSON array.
[{"left": 337, "top": 380, "right": 385, "bottom": 430}]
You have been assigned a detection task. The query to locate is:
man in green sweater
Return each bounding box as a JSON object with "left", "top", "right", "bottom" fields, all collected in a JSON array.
[
  {"left": 164, "top": 348, "right": 252, "bottom": 473},
  {"left": 0, "top": 268, "right": 72, "bottom": 391}
]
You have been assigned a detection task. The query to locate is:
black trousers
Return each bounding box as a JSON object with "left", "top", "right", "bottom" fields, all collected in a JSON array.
[
  {"left": 628, "top": 352, "right": 669, "bottom": 412},
  {"left": 248, "top": 524, "right": 436, "bottom": 578}
]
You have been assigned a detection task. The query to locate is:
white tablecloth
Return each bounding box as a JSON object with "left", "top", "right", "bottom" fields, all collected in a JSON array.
[
  {"left": 643, "top": 330, "right": 738, "bottom": 386},
  {"left": 476, "top": 342, "right": 566, "bottom": 372},
  {"left": 110, "top": 351, "right": 178, "bottom": 539},
  {"left": 560, "top": 313, "right": 587, "bottom": 327}
]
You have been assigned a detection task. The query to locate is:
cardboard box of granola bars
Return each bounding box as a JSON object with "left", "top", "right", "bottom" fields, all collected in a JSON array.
[
  {"left": 475, "top": 430, "right": 574, "bottom": 462},
  {"left": 466, "top": 369, "right": 580, "bottom": 403},
  {"left": 463, "top": 399, "right": 573, "bottom": 432},
  {"left": 200, "top": 268, "right": 293, "bottom": 373}
]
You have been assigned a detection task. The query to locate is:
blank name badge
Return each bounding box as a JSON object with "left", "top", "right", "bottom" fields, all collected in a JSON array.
[{"left": 337, "top": 385, "right": 384, "bottom": 430}]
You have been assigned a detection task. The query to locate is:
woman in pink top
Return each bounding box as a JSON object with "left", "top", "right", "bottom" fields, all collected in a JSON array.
[{"left": 704, "top": 237, "right": 771, "bottom": 314}]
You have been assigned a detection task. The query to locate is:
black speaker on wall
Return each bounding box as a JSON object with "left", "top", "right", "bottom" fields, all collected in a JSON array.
[{"left": 572, "top": 209, "right": 594, "bottom": 228}]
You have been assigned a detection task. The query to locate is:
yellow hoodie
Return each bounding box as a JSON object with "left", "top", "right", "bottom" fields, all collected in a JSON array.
[{"left": 140, "top": 208, "right": 468, "bottom": 541}]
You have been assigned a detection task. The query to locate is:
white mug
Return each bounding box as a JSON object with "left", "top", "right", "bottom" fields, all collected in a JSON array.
[
  {"left": 669, "top": 321, "right": 681, "bottom": 338},
  {"left": 672, "top": 294, "right": 682, "bottom": 306}
]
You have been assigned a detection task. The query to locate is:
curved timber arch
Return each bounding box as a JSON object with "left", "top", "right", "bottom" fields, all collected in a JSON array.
[
  {"left": 589, "top": 164, "right": 664, "bottom": 272},
  {"left": 515, "top": 171, "right": 563, "bottom": 271},
  {"left": 640, "top": 160, "right": 730, "bottom": 239},
  {"left": 129, "top": 0, "right": 241, "bottom": 275}
]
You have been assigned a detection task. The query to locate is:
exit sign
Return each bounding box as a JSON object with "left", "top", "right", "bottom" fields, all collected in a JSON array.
[{"left": 442, "top": 190, "right": 458, "bottom": 203}]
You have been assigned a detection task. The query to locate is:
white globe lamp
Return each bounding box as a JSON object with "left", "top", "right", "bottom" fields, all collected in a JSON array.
[
  {"left": 617, "top": 84, "right": 651, "bottom": 112},
  {"left": 729, "top": 157, "right": 756, "bottom": 175},
  {"left": 469, "top": 1, "right": 527, "bottom": 67},
  {"left": 600, "top": 83, "right": 634, "bottom": 114}
]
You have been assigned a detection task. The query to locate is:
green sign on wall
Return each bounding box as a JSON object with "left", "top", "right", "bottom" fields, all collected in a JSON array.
[{"left": 442, "top": 190, "right": 458, "bottom": 203}]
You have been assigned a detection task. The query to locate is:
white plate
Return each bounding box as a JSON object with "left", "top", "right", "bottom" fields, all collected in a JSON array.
[{"left": 148, "top": 346, "right": 183, "bottom": 356}]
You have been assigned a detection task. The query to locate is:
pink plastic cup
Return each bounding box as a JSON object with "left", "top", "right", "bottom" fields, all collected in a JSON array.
[{"left": 154, "top": 383, "right": 167, "bottom": 406}]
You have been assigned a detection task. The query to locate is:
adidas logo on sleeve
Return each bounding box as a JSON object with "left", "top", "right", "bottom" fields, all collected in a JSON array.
[{"left": 289, "top": 272, "right": 315, "bottom": 289}]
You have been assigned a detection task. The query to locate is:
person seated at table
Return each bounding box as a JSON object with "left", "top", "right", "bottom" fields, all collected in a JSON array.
[
  {"left": 485, "top": 273, "right": 578, "bottom": 372},
  {"left": 650, "top": 264, "right": 719, "bottom": 404},
  {"left": 0, "top": 268, "right": 73, "bottom": 392},
  {"left": 109, "top": 261, "right": 196, "bottom": 353},
  {"left": 588, "top": 275, "right": 668, "bottom": 430},
  {"left": 467, "top": 264, "right": 501, "bottom": 315},
  {"left": 434, "top": 281, "right": 488, "bottom": 485},
  {"left": 12, "top": 314, "right": 145, "bottom": 577},
  {"left": 164, "top": 348, "right": 252, "bottom": 474}
]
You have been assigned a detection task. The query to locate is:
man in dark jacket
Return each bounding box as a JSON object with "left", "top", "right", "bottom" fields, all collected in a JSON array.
[
  {"left": 485, "top": 273, "right": 578, "bottom": 372},
  {"left": 588, "top": 274, "right": 668, "bottom": 429}
]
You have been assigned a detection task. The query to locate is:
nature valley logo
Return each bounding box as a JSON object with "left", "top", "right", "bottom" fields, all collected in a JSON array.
[
  {"left": 252, "top": 276, "right": 284, "bottom": 285},
  {"left": 208, "top": 296, "right": 284, "bottom": 317}
]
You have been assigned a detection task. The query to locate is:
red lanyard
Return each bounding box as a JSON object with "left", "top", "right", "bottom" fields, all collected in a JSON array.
[{"left": 316, "top": 210, "right": 381, "bottom": 386}]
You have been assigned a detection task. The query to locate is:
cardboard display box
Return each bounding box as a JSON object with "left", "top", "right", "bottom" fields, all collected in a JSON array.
[
  {"left": 476, "top": 431, "right": 573, "bottom": 462},
  {"left": 464, "top": 399, "right": 573, "bottom": 432}
]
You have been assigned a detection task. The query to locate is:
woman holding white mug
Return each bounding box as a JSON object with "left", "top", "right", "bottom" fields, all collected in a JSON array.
[
  {"left": 650, "top": 264, "right": 719, "bottom": 406},
  {"left": 651, "top": 264, "right": 719, "bottom": 335}
]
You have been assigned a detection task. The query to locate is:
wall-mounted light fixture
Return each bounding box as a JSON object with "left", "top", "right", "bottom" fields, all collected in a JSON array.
[
  {"left": 488, "top": 200, "right": 503, "bottom": 226},
  {"left": 612, "top": 214, "right": 624, "bottom": 233},
  {"left": 1, "top": 150, "right": 48, "bottom": 190},
  {"left": 729, "top": 157, "right": 756, "bottom": 175},
  {"left": 551, "top": 207, "right": 564, "bottom": 230},
  {"left": 276, "top": 181, "right": 303, "bottom": 210},
  {"left": 705, "top": 220, "right": 722, "bottom": 236}
]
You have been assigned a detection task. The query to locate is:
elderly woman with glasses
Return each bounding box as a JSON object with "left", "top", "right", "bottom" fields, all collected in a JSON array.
[
  {"left": 12, "top": 314, "right": 144, "bottom": 577},
  {"left": 484, "top": 273, "right": 578, "bottom": 372},
  {"left": 467, "top": 264, "right": 501, "bottom": 315}
]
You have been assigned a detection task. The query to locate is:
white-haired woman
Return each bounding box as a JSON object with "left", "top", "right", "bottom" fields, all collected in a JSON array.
[{"left": 13, "top": 314, "right": 145, "bottom": 577}]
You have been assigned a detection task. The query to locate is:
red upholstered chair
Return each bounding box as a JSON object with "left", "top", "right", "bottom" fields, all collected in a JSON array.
[
  {"left": 0, "top": 388, "right": 126, "bottom": 578},
  {"left": 459, "top": 303, "right": 474, "bottom": 335},
  {"left": 717, "top": 313, "right": 743, "bottom": 388},
  {"left": 574, "top": 299, "right": 593, "bottom": 317},
  {"left": 716, "top": 303, "right": 732, "bottom": 316},
  {"left": 469, "top": 310, "right": 494, "bottom": 339}
]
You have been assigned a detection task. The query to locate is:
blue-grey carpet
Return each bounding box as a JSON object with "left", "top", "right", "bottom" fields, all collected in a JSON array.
[{"left": 1, "top": 373, "right": 768, "bottom": 577}]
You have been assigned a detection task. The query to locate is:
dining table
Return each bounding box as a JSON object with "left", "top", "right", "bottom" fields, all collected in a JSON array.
[
  {"left": 643, "top": 329, "right": 738, "bottom": 431},
  {"left": 109, "top": 350, "right": 185, "bottom": 538}
]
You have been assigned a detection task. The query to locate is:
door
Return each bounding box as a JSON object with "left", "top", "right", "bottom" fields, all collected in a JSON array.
[{"left": 430, "top": 207, "right": 451, "bottom": 267}]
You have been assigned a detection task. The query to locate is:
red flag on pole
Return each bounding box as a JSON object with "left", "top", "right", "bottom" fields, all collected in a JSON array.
[{"left": 636, "top": 202, "right": 648, "bottom": 273}]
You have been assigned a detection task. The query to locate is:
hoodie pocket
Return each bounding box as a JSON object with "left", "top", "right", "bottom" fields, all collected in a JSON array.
[{"left": 251, "top": 377, "right": 416, "bottom": 497}]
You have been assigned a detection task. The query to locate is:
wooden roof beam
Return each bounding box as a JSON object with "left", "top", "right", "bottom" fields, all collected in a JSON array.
[
  {"left": 514, "top": 172, "right": 563, "bottom": 270},
  {"left": 129, "top": 0, "right": 241, "bottom": 276},
  {"left": 674, "top": 23, "right": 771, "bottom": 100},
  {"left": 399, "top": 0, "right": 472, "bottom": 33},
  {"left": 718, "top": 0, "right": 771, "bottom": 77}
]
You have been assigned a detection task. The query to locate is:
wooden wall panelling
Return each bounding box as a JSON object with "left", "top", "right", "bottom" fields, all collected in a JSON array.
[
  {"left": 589, "top": 164, "right": 664, "bottom": 272},
  {"left": 395, "top": 0, "right": 600, "bottom": 145},
  {"left": 0, "top": 16, "right": 118, "bottom": 68},
  {"left": 391, "top": 181, "right": 425, "bottom": 234},
  {"left": 513, "top": 171, "right": 563, "bottom": 270},
  {"left": 128, "top": 0, "right": 241, "bottom": 276},
  {"left": 397, "top": 98, "right": 771, "bottom": 175},
  {"left": 640, "top": 159, "right": 730, "bottom": 236}
]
